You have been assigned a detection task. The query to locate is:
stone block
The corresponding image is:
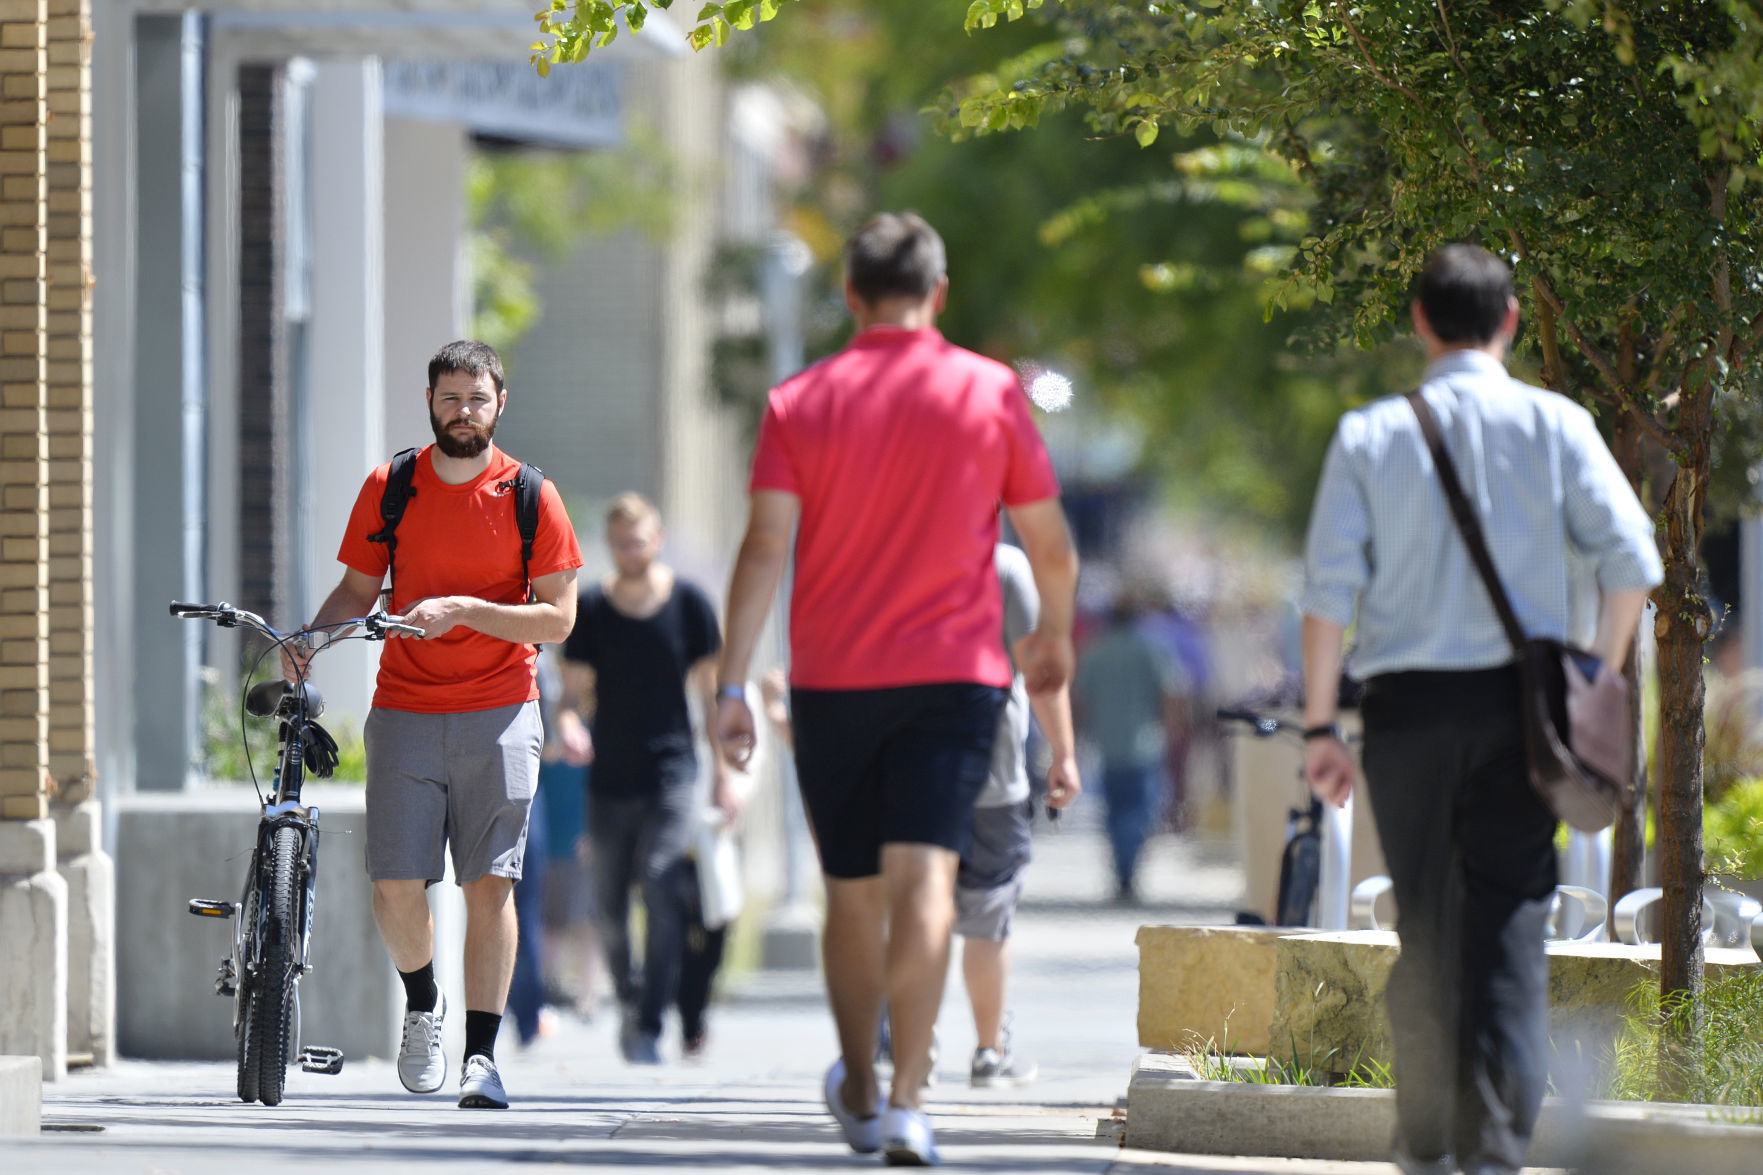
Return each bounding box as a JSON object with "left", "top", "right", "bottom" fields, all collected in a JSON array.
[
  {"left": 1268, "top": 930, "right": 1398, "bottom": 1072},
  {"left": 0, "top": 810, "right": 49, "bottom": 869},
  {"left": 0, "top": 840, "right": 67, "bottom": 1080},
  {"left": 0, "top": 1054, "right": 39, "bottom": 1134},
  {"left": 1135, "top": 923, "right": 1285, "bottom": 1055},
  {"left": 1126, "top": 1048, "right": 1763, "bottom": 1172},
  {"left": 1262, "top": 930, "right": 1763, "bottom": 1076},
  {"left": 54, "top": 798, "right": 109, "bottom": 1065}
]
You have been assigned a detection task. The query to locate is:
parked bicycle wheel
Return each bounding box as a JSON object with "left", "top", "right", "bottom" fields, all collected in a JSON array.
[
  {"left": 252, "top": 825, "right": 302, "bottom": 1106},
  {"left": 234, "top": 885, "right": 261, "bottom": 1104}
]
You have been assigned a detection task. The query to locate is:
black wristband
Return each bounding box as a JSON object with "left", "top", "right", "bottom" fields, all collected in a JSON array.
[{"left": 1302, "top": 722, "right": 1345, "bottom": 743}]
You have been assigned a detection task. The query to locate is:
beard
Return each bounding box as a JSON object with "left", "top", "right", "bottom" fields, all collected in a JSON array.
[{"left": 430, "top": 409, "right": 497, "bottom": 459}]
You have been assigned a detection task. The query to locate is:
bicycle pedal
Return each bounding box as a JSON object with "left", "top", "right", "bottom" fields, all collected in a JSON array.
[
  {"left": 297, "top": 1046, "right": 344, "bottom": 1075},
  {"left": 214, "top": 957, "right": 237, "bottom": 997},
  {"left": 188, "top": 898, "right": 236, "bottom": 919}
]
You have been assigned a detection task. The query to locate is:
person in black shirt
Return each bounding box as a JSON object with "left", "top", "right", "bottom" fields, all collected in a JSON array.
[{"left": 561, "top": 493, "right": 738, "bottom": 1064}]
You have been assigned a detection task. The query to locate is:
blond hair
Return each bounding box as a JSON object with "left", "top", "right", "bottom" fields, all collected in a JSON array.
[{"left": 605, "top": 492, "right": 660, "bottom": 529}]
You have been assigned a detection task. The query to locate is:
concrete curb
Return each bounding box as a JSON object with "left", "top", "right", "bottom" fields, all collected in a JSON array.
[
  {"left": 0, "top": 1055, "right": 41, "bottom": 1135},
  {"left": 1127, "top": 1051, "right": 1763, "bottom": 1174}
]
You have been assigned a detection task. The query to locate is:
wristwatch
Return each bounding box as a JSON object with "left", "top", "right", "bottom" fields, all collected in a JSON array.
[
  {"left": 1302, "top": 722, "right": 1346, "bottom": 743},
  {"left": 716, "top": 683, "right": 746, "bottom": 702}
]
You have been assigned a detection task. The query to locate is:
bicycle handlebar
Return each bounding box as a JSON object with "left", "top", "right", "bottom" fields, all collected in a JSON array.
[{"left": 171, "top": 601, "right": 421, "bottom": 644}]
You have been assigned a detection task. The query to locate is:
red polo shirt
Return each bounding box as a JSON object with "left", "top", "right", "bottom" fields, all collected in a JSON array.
[{"left": 749, "top": 326, "right": 1060, "bottom": 690}]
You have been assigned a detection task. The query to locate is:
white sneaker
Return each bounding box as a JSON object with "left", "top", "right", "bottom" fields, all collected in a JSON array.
[
  {"left": 823, "top": 1058, "right": 881, "bottom": 1154},
  {"left": 881, "top": 1105, "right": 938, "bottom": 1166},
  {"left": 397, "top": 989, "right": 446, "bottom": 1094},
  {"left": 458, "top": 1054, "right": 509, "bottom": 1109}
]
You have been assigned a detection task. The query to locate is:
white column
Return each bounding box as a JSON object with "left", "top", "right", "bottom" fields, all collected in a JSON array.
[{"left": 300, "top": 60, "right": 385, "bottom": 729}]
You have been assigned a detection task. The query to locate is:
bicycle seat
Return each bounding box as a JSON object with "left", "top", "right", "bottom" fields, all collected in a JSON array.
[{"left": 247, "top": 679, "right": 325, "bottom": 719}]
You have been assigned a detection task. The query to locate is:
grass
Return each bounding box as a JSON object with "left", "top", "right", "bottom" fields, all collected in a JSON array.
[
  {"left": 1607, "top": 968, "right": 1763, "bottom": 1114},
  {"left": 1180, "top": 1026, "right": 1395, "bottom": 1090}
]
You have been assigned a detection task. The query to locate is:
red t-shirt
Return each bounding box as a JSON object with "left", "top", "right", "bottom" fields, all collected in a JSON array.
[
  {"left": 749, "top": 326, "right": 1061, "bottom": 689},
  {"left": 337, "top": 445, "right": 584, "bottom": 713}
]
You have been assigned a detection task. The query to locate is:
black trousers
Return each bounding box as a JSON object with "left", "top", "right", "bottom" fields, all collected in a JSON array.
[
  {"left": 1360, "top": 667, "right": 1558, "bottom": 1170},
  {"left": 588, "top": 778, "right": 699, "bottom": 1039}
]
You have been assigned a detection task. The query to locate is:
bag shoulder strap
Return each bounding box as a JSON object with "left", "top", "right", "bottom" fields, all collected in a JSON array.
[
  {"left": 514, "top": 461, "right": 544, "bottom": 600},
  {"left": 367, "top": 447, "right": 422, "bottom": 597},
  {"left": 1404, "top": 392, "right": 1528, "bottom": 654}
]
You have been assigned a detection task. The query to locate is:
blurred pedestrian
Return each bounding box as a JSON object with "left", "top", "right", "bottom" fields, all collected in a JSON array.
[
  {"left": 714, "top": 212, "right": 1079, "bottom": 1166},
  {"left": 1073, "top": 596, "right": 1185, "bottom": 903},
  {"left": 956, "top": 542, "right": 1082, "bottom": 1088},
  {"left": 1299, "top": 244, "right": 1660, "bottom": 1175},
  {"left": 561, "top": 494, "right": 738, "bottom": 1065}
]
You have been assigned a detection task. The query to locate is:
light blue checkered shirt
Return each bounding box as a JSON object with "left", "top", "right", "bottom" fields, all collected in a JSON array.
[{"left": 1300, "top": 350, "right": 1663, "bottom": 679}]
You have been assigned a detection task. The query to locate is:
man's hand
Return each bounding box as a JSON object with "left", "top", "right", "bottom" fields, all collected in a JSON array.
[
  {"left": 280, "top": 634, "right": 317, "bottom": 684},
  {"left": 1304, "top": 737, "right": 1355, "bottom": 807},
  {"left": 1014, "top": 629, "right": 1075, "bottom": 696},
  {"left": 716, "top": 695, "right": 757, "bottom": 769},
  {"left": 1045, "top": 751, "right": 1082, "bottom": 809},
  {"left": 556, "top": 708, "right": 594, "bottom": 766},
  {"left": 395, "top": 596, "right": 471, "bottom": 639},
  {"left": 712, "top": 773, "right": 746, "bottom": 823}
]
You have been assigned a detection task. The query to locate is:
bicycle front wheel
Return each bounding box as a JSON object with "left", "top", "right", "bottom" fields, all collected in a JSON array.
[
  {"left": 252, "top": 825, "right": 302, "bottom": 1105},
  {"left": 234, "top": 885, "right": 261, "bottom": 1103}
]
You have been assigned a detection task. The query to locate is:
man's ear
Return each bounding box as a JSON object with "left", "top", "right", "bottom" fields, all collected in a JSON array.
[{"left": 932, "top": 275, "right": 949, "bottom": 316}]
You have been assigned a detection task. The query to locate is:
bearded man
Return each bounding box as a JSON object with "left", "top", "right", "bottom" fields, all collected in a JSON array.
[{"left": 291, "top": 340, "right": 583, "bottom": 1109}]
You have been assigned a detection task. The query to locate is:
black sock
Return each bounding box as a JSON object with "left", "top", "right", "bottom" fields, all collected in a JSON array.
[
  {"left": 398, "top": 962, "right": 438, "bottom": 1014},
  {"left": 464, "top": 1010, "right": 502, "bottom": 1062}
]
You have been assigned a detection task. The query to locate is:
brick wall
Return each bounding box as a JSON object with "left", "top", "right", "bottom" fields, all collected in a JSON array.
[
  {"left": 0, "top": 0, "right": 48, "bottom": 822},
  {"left": 45, "top": 0, "right": 90, "bottom": 802}
]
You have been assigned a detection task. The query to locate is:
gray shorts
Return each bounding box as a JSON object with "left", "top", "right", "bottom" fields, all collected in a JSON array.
[
  {"left": 955, "top": 798, "right": 1033, "bottom": 941},
  {"left": 364, "top": 701, "right": 543, "bottom": 886}
]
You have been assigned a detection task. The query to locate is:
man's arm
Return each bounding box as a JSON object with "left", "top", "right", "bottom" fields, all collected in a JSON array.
[
  {"left": 1005, "top": 497, "right": 1079, "bottom": 695},
  {"left": 1300, "top": 614, "right": 1354, "bottom": 807},
  {"left": 1593, "top": 588, "right": 1649, "bottom": 669},
  {"left": 715, "top": 489, "right": 800, "bottom": 768},
  {"left": 396, "top": 567, "right": 578, "bottom": 646},
  {"left": 690, "top": 656, "right": 740, "bottom": 814},
  {"left": 284, "top": 567, "right": 385, "bottom": 680},
  {"left": 557, "top": 658, "right": 596, "bottom": 765},
  {"left": 1028, "top": 686, "right": 1082, "bottom": 808}
]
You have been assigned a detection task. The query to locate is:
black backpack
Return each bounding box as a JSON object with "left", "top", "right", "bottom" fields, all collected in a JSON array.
[{"left": 365, "top": 447, "right": 546, "bottom": 604}]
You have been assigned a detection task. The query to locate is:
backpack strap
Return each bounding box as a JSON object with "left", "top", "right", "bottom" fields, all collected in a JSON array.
[
  {"left": 366, "top": 447, "right": 422, "bottom": 605},
  {"left": 514, "top": 461, "right": 544, "bottom": 602}
]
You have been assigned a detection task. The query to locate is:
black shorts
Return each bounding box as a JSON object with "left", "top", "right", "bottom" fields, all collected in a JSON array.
[{"left": 791, "top": 682, "right": 1007, "bottom": 880}]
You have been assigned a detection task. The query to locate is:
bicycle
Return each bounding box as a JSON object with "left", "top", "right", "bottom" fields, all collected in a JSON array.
[
  {"left": 1217, "top": 707, "right": 1357, "bottom": 928},
  {"left": 174, "top": 600, "right": 422, "bottom": 1105}
]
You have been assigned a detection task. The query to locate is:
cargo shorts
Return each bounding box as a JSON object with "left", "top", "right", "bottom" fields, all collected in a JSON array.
[{"left": 363, "top": 700, "right": 542, "bottom": 886}]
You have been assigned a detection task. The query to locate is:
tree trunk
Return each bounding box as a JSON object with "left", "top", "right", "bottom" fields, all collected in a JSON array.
[{"left": 1654, "top": 439, "right": 1711, "bottom": 1082}]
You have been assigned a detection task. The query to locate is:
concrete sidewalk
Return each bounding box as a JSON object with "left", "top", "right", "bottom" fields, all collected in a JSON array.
[{"left": 1, "top": 814, "right": 1437, "bottom": 1172}]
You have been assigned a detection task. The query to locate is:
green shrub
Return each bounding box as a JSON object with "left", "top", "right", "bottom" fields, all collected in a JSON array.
[
  {"left": 1608, "top": 969, "right": 1763, "bottom": 1111},
  {"left": 201, "top": 676, "right": 366, "bottom": 786},
  {"left": 1705, "top": 777, "right": 1763, "bottom": 881}
]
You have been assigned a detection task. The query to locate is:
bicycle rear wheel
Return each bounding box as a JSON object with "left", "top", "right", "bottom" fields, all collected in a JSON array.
[{"left": 252, "top": 825, "right": 302, "bottom": 1106}]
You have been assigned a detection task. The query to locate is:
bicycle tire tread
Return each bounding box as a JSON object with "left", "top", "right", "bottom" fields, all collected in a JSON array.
[{"left": 253, "top": 825, "right": 301, "bottom": 1106}]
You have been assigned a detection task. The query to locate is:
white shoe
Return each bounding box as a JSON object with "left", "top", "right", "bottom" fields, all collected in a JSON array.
[
  {"left": 397, "top": 989, "right": 446, "bottom": 1094},
  {"left": 458, "top": 1054, "right": 509, "bottom": 1109},
  {"left": 824, "top": 1058, "right": 881, "bottom": 1154},
  {"left": 881, "top": 1105, "right": 938, "bottom": 1166}
]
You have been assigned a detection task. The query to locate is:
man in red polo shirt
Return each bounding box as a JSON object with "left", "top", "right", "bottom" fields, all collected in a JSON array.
[
  {"left": 292, "top": 340, "right": 583, "bottom": 1111},
  {"left": 715, "top": 212, "right": 1079, "bottom": 1166}
]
